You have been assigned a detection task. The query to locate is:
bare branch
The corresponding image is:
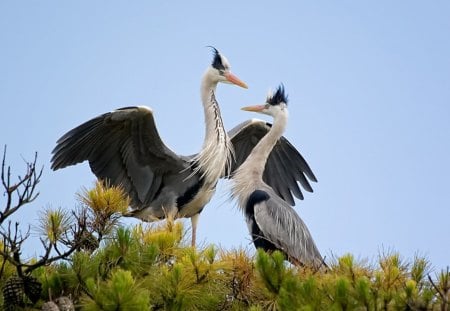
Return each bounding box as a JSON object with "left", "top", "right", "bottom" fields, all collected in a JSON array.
[
  {"left": 0, "top": 147, "right": 89, "bottom": 275},
  {"left": 0, "top": 152, "right": 118, "bottom": 278},
  {"left": 0, "top": 221, "right": 31, "bottom": 276},
  {"left": 1, "top": 146, "right": 43, "bottom": 224}
]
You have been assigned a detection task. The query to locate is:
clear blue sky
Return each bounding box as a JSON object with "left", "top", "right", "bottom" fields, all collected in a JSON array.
[{"left": 1, "top": 1, "right": 449, "bottom": 270}]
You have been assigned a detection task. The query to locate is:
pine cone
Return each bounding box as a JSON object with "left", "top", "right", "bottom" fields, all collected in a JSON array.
[
  {"left": 41, "top": 301, "right": 60, "bottom": 311},
  {"left": 2, "top": 276, "right": 26, "bottom": 309},
  {"left": 80, "top": 231, "right": 100, "bottom": 252},
  {"left": 55, "top": 296, "right": 75, "bottom": 311},
  {"left": 23, "top": 275, "right": 42, "bottom": 304}
]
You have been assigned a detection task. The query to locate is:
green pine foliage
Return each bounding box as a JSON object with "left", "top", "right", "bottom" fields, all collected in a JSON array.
[
  {"left": 1, "top": 182, "right": 449, "bottom": 310},
  {"left": 82, "top": 269, "right": 149, "bottom": 310},
  {"left": 26, "top": 224, "right": 450, "bottom": 310}
]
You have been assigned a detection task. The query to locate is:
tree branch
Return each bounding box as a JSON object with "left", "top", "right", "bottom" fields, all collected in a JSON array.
[{"left": 1, "top": 146, "right": 43, "bottom": 224}]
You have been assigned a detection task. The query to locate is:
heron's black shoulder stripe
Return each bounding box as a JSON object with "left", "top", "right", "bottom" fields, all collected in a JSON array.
[
  {"left": 245, "top": 190, "right": 270, "bottom": 217},
  {"left": 176, "top": 177, "right": 205, "bottom": 209},
  {"left": 245, "top": 190, "right": 279, "bottom": 253}
]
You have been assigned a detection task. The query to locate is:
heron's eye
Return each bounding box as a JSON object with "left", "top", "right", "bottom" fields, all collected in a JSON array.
[{"left": 219, "top": 69, "right": 225, "bottom": 75}]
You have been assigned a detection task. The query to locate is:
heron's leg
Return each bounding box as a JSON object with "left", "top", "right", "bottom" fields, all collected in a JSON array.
[{"left": 190, "top": 213, "right": 200, "bottom": 247}]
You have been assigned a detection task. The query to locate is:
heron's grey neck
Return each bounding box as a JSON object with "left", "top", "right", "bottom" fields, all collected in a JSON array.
[
  {"left": 200, "top": 80, "right": 226, "bottom": 146},
  {"left": 191, "top": 78, "right": 232, "bottom": 186},
  {"left": 233, "top": 112, "right": 287, "bottom": 198}
]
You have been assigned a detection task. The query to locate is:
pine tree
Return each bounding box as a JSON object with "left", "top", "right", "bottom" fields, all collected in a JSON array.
[{"left": 1, "top": 149, "right": 449, "bottom": 310}]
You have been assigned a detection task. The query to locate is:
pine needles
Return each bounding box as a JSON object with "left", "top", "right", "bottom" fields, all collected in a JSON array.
[
  {"left": 1, "top": 180, "right": 449, "bottom": 310},
  {"left": 30, "top": 224, "right": 450, "bottom": 310}
]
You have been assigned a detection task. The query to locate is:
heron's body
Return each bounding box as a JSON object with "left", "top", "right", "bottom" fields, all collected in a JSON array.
[
  {"left": 52, "top": 49, "right": 245, "bottom": 245},
  {"left": 231, "top": 86, "right": 324, "bottom": 268}
]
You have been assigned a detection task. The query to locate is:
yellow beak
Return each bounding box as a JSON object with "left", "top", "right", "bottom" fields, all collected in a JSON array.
[
  {"left": 224, "top": 72, "right": 248, "bottom": 89},
  {"left": 241, "top": 105, "right": 266, "bottom": 112}
]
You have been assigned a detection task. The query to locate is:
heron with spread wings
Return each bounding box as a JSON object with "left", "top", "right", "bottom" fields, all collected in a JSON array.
[
  {"left": 51, "top": 49, "right": 317, "bottom": 247},
  {"left": 231, "top": 85, "right": 324, "bottom": 268}
]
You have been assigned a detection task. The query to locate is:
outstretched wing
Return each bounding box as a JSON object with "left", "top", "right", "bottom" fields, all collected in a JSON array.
[
  {"left": 253, "top": 189, "right": 323, "bottom": 267},
  {"left": 51, "top": 106, "right": 189, "bottom": 208},
  {"left": 228, "top": 119, "right": 317, "bottom": 205}
]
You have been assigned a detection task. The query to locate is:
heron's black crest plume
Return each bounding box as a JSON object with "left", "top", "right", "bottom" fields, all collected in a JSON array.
[
  {"left": 267, "top": 84, "right": 288, "bottom": 106},
  {"left": 207, "top": 46, "right": 226, "bottom": 71}
]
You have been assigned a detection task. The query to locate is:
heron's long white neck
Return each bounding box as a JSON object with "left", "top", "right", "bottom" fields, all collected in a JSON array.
[
  {"left": 232, "top": 110, "right": 288, "bottom": 204},
  {"left": 191, "top": 72, "right": 233, "bottom": 186}
]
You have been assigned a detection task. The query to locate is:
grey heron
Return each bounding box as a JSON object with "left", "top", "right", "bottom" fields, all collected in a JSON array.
[
  {"left": 231, "top": 85, "right": 324, "bottom": 268},
  {"left": 51, "top": 48, "right": 247, "bottom": 246}
]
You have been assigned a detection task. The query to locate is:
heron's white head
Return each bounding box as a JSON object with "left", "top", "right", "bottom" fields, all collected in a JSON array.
[
  {"left": 205, "top": 47, "right": 248, "bottom": 89},
  {"left": 241, "top": 84, "right": 288, "bottom": 118}
]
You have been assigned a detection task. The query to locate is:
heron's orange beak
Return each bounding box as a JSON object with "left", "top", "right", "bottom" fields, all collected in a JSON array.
[
  {"left": 224, "top": 72, "right": 248, "bottom": 89},
  {"left": 241, "top": 105, "right": 266, "bottom": 112}
]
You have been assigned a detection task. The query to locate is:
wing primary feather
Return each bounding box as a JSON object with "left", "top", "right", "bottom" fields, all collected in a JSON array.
[
  {"left": 266, "top": 150, "right": 295, "bottom": 205},
  {"left": 283, "top": 139, "right": 317, "bottom": 182}
]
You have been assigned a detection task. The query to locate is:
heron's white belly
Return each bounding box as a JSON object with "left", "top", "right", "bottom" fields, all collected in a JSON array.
[{"left": 177, "top": 187, "right": 215, "bottom": 218}]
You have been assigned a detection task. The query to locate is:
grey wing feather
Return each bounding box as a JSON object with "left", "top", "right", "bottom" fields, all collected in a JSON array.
[
  {"left": 228, "top": 119, "right": 317, "bottom": 205},
  {"left": 51, "top": 106, "right": 188, "bottom": 208},
  {"left": 254, "top": 191, "right": 323, "bottom": 267}
]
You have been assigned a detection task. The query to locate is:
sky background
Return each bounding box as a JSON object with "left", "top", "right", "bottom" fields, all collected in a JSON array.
[{"left": 1, "top": 1, "right": 449, "bottom": 270}]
